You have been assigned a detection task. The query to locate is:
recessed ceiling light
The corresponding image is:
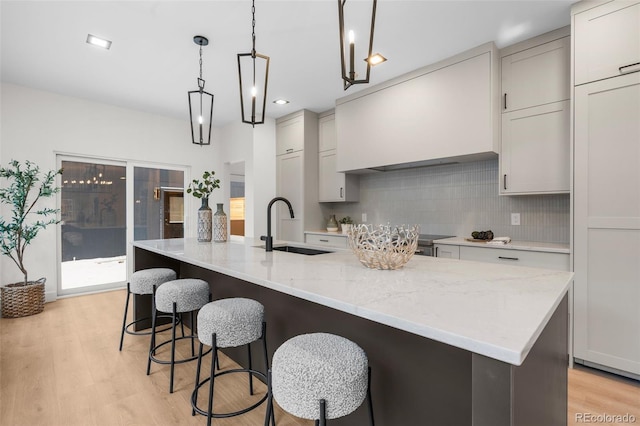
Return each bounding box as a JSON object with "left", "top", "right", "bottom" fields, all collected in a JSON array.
[
  {"left": 366, "top": 53, "right": 387, "bottom": 66},
  {"left": 273, "top": 99, "right": 290, "bottom": 105},
  {"left": 86, "top": 34, "right": 112, "bottom": 50}
]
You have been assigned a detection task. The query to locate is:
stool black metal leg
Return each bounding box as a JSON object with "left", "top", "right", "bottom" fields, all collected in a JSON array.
[
  {"left": 180, "top": 312, "right": 186, "bottom": 338},
  {"left": 169, "top": 302, "right": 177, "bottom": 393},
  {"left": 261, "top": 322, "right": 269, "bottom": 367},
  {"left": 207, "top": 333, "right": 218, "bottom": 426},
  {"left": 247, "top": 343, "right": 254, "bottom": 395},
  {"left": 192, "top": 341, "right": 204, "bottom": 416},
  {"left": 190, "top": 311, "right": 195, "bottom": 356},
  {"left": 264, "top": 369, "right": 275, "bottom": 426},
  {"left": 118, "top": 283, "right": 131, "bottom": 351},
  {"left": 367, "top": 366, "right": 375, "bottom": 426},
  {"left": 146, "top": 285, "right": 158, "bottom": 375},
  {"left": 319, "top": 399, "right": 327, "bottom": 426}
]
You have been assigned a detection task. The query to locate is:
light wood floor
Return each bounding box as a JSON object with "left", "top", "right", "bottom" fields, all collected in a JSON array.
[{"left": 1, "top": 289, "right": 638, "bottom": 426}]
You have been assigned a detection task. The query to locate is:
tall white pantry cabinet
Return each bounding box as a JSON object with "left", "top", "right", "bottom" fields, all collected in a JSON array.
[{"left": 572, "top": 0, "right": 640, "bottom": 378}]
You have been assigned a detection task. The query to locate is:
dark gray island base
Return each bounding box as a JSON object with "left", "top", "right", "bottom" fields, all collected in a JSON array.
[{"left": 134, "top": 246, "right": 568, "bottom": 426}]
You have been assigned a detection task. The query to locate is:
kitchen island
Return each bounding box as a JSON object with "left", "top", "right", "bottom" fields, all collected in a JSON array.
[{"left": 133, "top": 237, "right": 572, "bottom": 426}]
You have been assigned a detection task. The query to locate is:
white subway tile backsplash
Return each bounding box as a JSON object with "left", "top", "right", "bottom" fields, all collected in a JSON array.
[{"left": 324, "top": 158, "right": 570, "bottom": 244}]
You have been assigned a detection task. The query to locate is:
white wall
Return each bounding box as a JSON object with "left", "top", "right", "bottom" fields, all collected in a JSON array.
[
  {"left": 0, "top": 83, "right": 217, "bottom": 300},
  {"left": 218, "top": 118, "right": 276, "bottom": 239}
]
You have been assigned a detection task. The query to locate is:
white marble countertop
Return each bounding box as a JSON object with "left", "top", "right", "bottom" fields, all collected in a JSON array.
[
  {"left": 433, "top": 237, "right": 570, "bottom": 254},
  {"left": 133, "top": 237, "right": 573, "bottom": 366}
]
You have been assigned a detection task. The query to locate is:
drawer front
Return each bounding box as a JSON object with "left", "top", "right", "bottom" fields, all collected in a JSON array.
[
  {"left": 304, "top": 233, "right": 348, "bottom": 249},
  {"left": 460, "top": 246, "right": 569, "bottom": 271},
  {"left": 435, "top": 244, "right": 460, "bottom": 259}
]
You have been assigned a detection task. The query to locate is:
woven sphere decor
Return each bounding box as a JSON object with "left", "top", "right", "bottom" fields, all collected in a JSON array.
[{"left": 347, "top": 224, "right": 420, "bottom": 270}]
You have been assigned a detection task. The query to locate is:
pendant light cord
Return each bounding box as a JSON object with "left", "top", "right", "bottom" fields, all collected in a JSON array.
[{"left": 251, "top": 0, "right": 256, "bottom": 57}]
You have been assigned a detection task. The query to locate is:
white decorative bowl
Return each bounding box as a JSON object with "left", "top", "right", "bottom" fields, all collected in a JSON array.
[{"left": 347, "top": 224, "right": 420, "bottom": 270}]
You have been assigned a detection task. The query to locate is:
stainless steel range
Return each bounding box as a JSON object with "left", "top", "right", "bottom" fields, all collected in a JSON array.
[{"left": 415, "top": 234, "right": 455, "bottom": 256}]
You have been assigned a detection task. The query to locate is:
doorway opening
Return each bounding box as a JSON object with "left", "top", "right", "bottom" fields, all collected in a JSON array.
[{"left": 229, "top": 161, "right": 245, "bottom": 236}]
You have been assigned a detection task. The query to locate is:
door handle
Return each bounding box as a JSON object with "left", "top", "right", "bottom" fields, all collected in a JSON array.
[
  {"left": 340, "top": 187, "right": 344, "bottom": 198},
  {"left": 504, "top": 174, "right": 507, "bottom": 190},
  {"left": 503, "top": 93, "right": 507, "bottom": 110}
]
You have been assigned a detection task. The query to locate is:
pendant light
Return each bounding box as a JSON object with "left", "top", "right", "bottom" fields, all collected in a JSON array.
[
  {"left": 338, "top": 0, "right": 385, "bottom": 90},
  {"left": 237, "top": 0, "right": 270, "bottom": 126},
  {"left": 188, "top": 35, "right": 214, "bottom": 146}
]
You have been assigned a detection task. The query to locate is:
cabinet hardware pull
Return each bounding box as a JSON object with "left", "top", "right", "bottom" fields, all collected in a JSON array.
[
  {"left": 498, "top": 256, "right": 519, "bottom": 261},
  {"left": 319, "top": 239, "right": 329, "bottom": 242},
  {"left": 504, "top": 174, "right": 507, "bottom": 190},
  {"left": 340, "top": 187, "right": 344, "bottom": 198},
  {"left": 619, "top": 62, "right": 640, "bottom": 74},
  {"left": 503, "top": 93, "right": 507, "bottom": 110},
  {"left": 435, "top": 247, "right": 439, "bottom": 257},
  {"left": 286, "top": 148, "right": 293, "bottom": 153}
]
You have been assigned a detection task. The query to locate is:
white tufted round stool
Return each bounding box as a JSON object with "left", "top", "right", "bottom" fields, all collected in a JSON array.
[
  {"left": 191, "top": 298, "right": 269, "bottom": 426},
  {"left": 119, "top": 268, "right": 177, "bottom": 351},
  {"left": 147, "top": 278, "right": 210, "bottom": 393},
  {"left": 265, "top": 333, "right": 375, "bottom": 426}
]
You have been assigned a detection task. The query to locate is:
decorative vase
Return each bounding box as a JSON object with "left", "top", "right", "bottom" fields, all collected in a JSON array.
[
  {"left": 326, "top": 214, "right": 339, "bottom": 232},
  {"left": 197, "top": 197, "right": 212, "bottom": 242},
  {"left": 341, "top": 223, "right": 352, "bottom": 234},
  {"left": 213, "top": 203, "right": 228, "bottom": 243}
]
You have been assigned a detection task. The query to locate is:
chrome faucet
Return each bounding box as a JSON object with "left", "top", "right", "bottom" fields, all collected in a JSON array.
[{"left": 261, "top": 197, "right": 295, "bottom": 252}]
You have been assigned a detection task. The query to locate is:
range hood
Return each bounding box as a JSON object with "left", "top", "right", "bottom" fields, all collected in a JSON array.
[{"left": 347, "top": 152, "right": 497, "bottom": 174}]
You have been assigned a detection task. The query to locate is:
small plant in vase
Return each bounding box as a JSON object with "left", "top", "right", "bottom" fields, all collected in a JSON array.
[
  {"left": 339, "top": 216, "right": 354, "bottom": 234},
  {"left": 187, "top": 170, "right": 222, "bottom": 242},
  {"left": 0, "top": 160, "right": 62, "bottom": 317}
]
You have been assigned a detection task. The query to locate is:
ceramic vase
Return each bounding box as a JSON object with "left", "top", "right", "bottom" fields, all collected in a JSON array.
[
  {"left": 213, "top": 203, "right": 228, "bottom": 243},
  {"left": 326, "top": 214, "right": 339, "bottom": 232},
  {"left": 197, "top": 197, "right": 212, "bottom": 242}
]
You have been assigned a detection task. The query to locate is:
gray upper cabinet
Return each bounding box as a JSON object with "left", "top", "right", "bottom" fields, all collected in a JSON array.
[
  {"left": 500, "top": 28, "right": 571, "bottom": 195},
  {"left": 574, "top": 1, "right": 640, "bottom": 86},
  {"left": 335, "top": 43, "right": 500, "bottom": 173},
  {"left": 276, "top": 114, "right": 305, "bottom": 155},
  {"left": 318, "top": 111, "right": 359, "bottom": 203}
]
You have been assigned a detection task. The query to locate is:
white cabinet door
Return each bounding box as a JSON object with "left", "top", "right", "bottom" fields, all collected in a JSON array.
[
  {"left": 276, "top": 115, "right": 304, "bottom": 155},
  {"left": 502, "top": 36, "right": 570, "bottom": 112},
  {"left": 574, "top": 1, "right": 640, "bottom": 86},
  {"left": 501, "top": 100, "right": 570, "bottom": 194},
  {"left": 574, "top": 72, "right": 640, "bottom": 376},
  {"left": 319, "top": 151, "right": 345, "bottom": 202},
  {"left": 319, "top": 114, "right": 337, "bottom": 152},
  {"left": 276, "top": 152, "right": 304, "bottom": 242}
]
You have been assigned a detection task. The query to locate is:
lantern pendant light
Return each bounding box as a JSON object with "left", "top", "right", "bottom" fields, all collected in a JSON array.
[
  {"left": 338, "top": 0, "right": 383, "bottom": 90},
  {"left": 237, "top": 0, "right": 270, "bottom": 126},
  {"left": 188, "top": 35, "right": 214, "bottom": 145}
]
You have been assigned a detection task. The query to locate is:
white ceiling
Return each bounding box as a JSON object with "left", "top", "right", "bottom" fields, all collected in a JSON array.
[{"left": 1, "top": 0, "right": 576, "bottom": 128}]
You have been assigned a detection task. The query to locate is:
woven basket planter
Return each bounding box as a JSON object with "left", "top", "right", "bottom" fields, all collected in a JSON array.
[{"left": 1, "top": 277, "right": 46, "bottom": 318}]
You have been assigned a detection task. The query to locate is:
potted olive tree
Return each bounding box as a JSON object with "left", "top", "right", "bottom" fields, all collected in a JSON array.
[{"left": 0, "top": 160, "right": 62, "bottom": 318}]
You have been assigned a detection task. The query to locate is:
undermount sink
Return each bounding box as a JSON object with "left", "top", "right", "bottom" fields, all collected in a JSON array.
[
  {"left": 273, "top": 245, "right": 332, "bottom": 255},
  {"left": 256, "top": 245, "right": 332, "bottom": 255}
]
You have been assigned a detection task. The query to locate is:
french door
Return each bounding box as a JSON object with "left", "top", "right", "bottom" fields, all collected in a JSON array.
[{"left": 57, "top": 155, "right": 186, "bottom": 296}]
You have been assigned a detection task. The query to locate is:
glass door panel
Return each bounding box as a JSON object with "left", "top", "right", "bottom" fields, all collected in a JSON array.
[
  {"left": 59, "top": 160, "right": 127, "bottom": 293},
  {"left": 133, "top": 167, "right": 184, "bottom": 241}
]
